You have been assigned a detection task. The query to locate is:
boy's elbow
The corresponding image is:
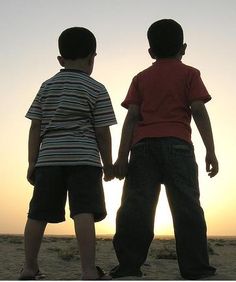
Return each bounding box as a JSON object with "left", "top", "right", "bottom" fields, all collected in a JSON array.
[
  {"left": 191, "top": 101, "right": 206, "bottom": 118},
  {"left": 95, "top": 126, "right": 110, "bottom": 139},
  {"left": 127, "top": 104, "right": 140, "bottom": 123}
]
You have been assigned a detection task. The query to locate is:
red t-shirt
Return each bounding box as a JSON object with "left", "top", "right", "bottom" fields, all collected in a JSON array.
[{"left": 122, "top": 59, "right": 211, "bottom": 144}]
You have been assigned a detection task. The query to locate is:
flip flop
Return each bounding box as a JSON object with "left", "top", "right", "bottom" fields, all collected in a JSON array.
[
  {"left": 95, "top": 266, "right": 112, "bottom": 280},
  {"left": 18, "top": 269, "right": 46, "bottom": 280},
  {"left": 35, "top": 270, "right": 46, "bottom": 280}
]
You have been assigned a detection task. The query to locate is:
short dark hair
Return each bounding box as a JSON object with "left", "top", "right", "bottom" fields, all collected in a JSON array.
[
  {"left": 147, "top": 19, "right": 183, "bottom": 58},
  {"left": 58, "top": 27, "right": 96, "bottom": 60}
]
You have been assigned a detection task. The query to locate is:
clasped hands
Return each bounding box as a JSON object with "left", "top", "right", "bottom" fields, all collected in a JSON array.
[{"left": 103, "top": 157, "right": 128, "bottom": 181}]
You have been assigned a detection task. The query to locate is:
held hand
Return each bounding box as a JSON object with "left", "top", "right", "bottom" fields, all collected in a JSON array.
[
  {"left": 114, "top": 157, "right": 129, "bottom": 180},
  {"left": 205, "top": 152, "right": 219, "bottom": 178},
  {"left": 103, "top": 165, "right": 115, "bottom": 182},
  {"left": 27, "top": 164, "right": 36, "bottom": 185}
]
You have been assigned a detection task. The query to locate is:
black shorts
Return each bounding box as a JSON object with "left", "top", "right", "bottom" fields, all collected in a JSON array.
[{"left": 28, "top": 166, "right": 106, "bottom": 223}]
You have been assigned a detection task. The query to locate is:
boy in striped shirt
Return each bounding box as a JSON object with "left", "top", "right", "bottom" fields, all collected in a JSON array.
[{"left": 20, "top": 27, "right": 116, "bottom": 280}]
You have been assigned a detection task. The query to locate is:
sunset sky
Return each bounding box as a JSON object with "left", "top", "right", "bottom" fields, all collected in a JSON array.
[{"left": 0, "top": 0, "right": 236, "bottom": 236}]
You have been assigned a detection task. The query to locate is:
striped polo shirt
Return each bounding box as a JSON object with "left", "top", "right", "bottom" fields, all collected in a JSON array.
[{"left": 26, "top": 69, "right": 117, "bottom": 167}]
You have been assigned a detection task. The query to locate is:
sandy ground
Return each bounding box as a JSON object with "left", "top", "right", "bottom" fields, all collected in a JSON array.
[{"left": 0, "top": 235, "right": 235, "bottom": 280}]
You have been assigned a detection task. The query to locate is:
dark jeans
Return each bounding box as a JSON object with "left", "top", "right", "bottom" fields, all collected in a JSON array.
[{"left": 113, "top": 137, "right": 215, "bottom": 278}]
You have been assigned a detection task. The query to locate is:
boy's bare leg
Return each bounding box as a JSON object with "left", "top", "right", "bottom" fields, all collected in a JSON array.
[
  {"left": 73, "top": 213, "right": 99, "bottom": 279},
  {"left": 21, "top": 218, "right": 47, "bottom": 278}
]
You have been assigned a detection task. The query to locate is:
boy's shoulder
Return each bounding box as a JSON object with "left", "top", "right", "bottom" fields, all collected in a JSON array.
[
  {"left": 137, "top": 61, "right": 201, "bottom": 78},
  {"left": 180, "top": 62, "right": 201, "bottom": 75},
  {"left": 40, "top": 70, "right": 106, "bottom": 92},
  {"left": 84, "top": 74, "right": 106, "bottom": 90}
]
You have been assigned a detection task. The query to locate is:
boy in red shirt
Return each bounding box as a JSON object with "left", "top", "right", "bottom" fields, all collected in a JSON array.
[{"left": 111, "top": 19, "right": 218, "bottom": 280}]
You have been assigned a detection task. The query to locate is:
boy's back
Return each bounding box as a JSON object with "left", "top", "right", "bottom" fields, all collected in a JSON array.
[
  {"left": 26, "top": 69, "right": 116, "bottom": 167},
  {"left": 122, "top": 59, "right": 211, "bottom": 145},
  {"left": 21, "top": 27, "right": 116, "bottom": 280},
  {"left": 112, "top": 19, "right": 218, "bottom": 280}
]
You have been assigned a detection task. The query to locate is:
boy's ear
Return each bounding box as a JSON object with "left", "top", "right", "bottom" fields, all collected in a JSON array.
[
  {"left": 88, "top": 52, "right": 97, "bottom": 61},
  {"left": 180, "top": 43, "right": 187, "bottom": 55},
  {"left": 57, "top": 56, "right": 65, "bottom": 67},
  {"left": 148, "top": 48, "right": 156, "bottom": 59},
  {"left": 88, "top": 52, "right": 97, "bottom": 65}
]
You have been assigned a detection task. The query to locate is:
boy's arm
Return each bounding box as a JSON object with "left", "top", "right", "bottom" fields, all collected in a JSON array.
[
  {"left": 95, "top": 126, "right": 113, "bottom": 181},
  {"left": 115, "top": 104, "right": 140, "bottom": 179},
  {"left": 27, "top": 119, "right": 41, "bottom": 185},
  {"left": 191, "top": 101, "right": 218, "bottom": 177}
]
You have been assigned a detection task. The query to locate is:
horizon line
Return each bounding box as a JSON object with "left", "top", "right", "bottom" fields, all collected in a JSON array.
[{"left": 1, "top": 233, "right": 236, "bottom": 239}]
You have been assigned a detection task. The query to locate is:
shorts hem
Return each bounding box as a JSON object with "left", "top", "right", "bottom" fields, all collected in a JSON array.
[
  {"left": 71, "top": 211, "right": 107, "bottom": 222},
  {"left": 28, "top": 214, "right": 65, "bottom": 224}
]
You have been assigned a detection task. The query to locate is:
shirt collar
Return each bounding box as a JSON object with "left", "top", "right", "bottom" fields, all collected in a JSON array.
[
  {"left": 60, "top": 69, "right": 88, "bottom": 75},
  {"left": 153, "top": 58, "right": 182, "bottom": 65}
]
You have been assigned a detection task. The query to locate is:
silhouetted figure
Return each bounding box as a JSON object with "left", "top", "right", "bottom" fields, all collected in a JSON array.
[
  {"left": 111, "top": 19, "right": 218, "bottom": 280},
  {"left": 20, "top": 27, "right": 116, "bottom": 280}
]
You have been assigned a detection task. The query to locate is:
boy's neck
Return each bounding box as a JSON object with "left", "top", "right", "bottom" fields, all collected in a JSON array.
[
  {"left": 157, "top": 54, "right": 183, "bottom": 61},
  {"left": 57, "top": 55, "right": 94, "bottom": 75},
  {"left": 150, "top": 43, "right": 186, "bottom": 62},
  {"left": 63, "top": 61, "right": 91, "bottom": 74}
]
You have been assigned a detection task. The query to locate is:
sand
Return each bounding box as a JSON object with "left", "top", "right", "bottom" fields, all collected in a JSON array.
[{"left": 0, "top": 235, "right": 235, "bottom": 280}]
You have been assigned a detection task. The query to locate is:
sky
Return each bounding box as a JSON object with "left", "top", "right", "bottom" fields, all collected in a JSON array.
[{"left": 0, "top": 0, "right": 236, "bottom": 236}]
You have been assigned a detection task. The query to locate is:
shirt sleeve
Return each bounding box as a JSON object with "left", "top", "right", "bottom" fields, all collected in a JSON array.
[
  {"left": 188, "top": 69, "right": 211, "bottom": 104},
  {"left": 25, "top": 86, "right": 43, "bottom": 120},
  {"left": 93, "top": 86, "right": 117, "bottom": 127},
  {"left": 121, "top": 75, "right": 142, "bottom": 109}
]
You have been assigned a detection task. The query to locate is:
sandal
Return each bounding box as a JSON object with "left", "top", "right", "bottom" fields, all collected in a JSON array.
[
  {"left": 95, "top": 266, "right": 112, "bottom": 280},
  {"left": 82, "top": 266, "right": 111, "bottom": 280},
  {"left": 18, "top": 269, "right": 46, "bottom": 280}
]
